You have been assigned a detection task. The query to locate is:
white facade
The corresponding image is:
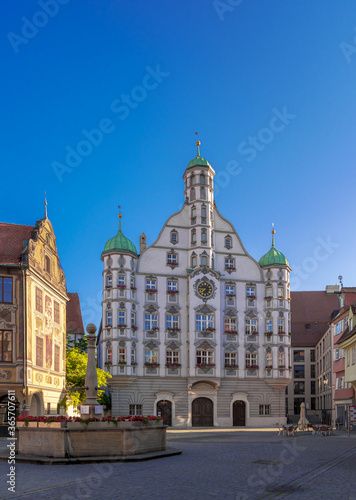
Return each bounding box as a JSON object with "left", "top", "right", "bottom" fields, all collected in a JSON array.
[{"left": 99, "top": 149, "right": 292, "bottom": 427}]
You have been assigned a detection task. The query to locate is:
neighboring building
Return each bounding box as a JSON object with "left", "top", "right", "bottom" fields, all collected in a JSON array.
[
  {"left": 332, "top": 288, "right": 356, "bottom": 426},
  {"left": 337, "top": 305, "right": 356, "bottom": 396},
  {"left": 315, "top": 324, "right": 334, "bottom": 424},
  {"left": 66, "top": 292, "right": 85, "bottom": 345},
  {"left": 97, "top": 143, "right": 292, "bottom": 427},
  {"left": 286, "top": 289, "right": 339, "bottom": 419},
  {"left": 0, "top": 209, "right": 68, "bottom": 425}
]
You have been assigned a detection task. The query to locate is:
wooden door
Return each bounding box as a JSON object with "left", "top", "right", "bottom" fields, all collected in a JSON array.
[
  {"left": 157, "top": 400, "right": 172, "bottom": 426},
  {"left": 192, "top": 397, "right": 213, "bottom": 427},
  {"left": 233, "top": 400, "right": 246, "bottom": 426}
]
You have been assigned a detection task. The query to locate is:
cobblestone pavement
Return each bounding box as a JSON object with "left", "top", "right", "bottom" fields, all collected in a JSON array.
[{"left": 1, "top": 430, "right": 355, "bottom": 500}]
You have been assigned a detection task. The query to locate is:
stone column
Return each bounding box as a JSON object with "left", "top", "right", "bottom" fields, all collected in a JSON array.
[{"left": 84, "top": 323, "right": 102, "bottom": 418}]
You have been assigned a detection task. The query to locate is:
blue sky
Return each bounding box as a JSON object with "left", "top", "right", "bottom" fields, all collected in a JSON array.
[{"left": 1, "top": 1, "right": 356, "bottom": 327}]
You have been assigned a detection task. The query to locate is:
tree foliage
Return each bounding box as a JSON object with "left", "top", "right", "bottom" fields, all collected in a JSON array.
[{"left": 61, "top": 347, "right": 111, "bottom": 410}]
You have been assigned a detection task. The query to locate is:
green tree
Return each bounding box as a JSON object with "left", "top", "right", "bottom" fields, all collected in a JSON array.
[
  {"left": 66, "top": 335, "right": 88, "bottom": 353},
  {"left": 60, "top": 347, "right": 111, "bottom": 410}
]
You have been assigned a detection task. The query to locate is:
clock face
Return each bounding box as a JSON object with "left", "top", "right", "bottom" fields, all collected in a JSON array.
[{"left": 198, "top": 281, "right": 213, "bottom": 298}]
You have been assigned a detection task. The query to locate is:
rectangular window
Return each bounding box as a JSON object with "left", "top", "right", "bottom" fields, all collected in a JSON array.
[
  {"left": 145, "top": 314, "right": 158, "bottom": 331},
  {"left": 310, "top": 364, "right": 316, "bottom": 378},
  {"left": 54, "top": 301, "right": 60, "bottom": 324},
  {"left": 54, "top": 345, "right": 60, "bottom": 372},
  {"left": 225, "top": 258, "right": 235, "bottom": 269},
  {"left": 259, "top": 404, "right": 270, "bottom": 416},
  {"left": 224, "top": 317, "right": 237, "bottom": 332},
  {"left": 311, "top": 398, "right": 316, "bottom": 410},
  {"left": 106, "top": 311, "right": 112, "bottom": 326},
  {"left": 145, "top": 349, "right": 158, "bottom": 363},
  {"left": 266, "top": 351, "right": 272, "bottom": 366},
  {"left": 106, "top": 348, "right": 112, "bottom": 363},
  {"left": 311, "top": 381, "right": 316, "bottom": 395},
  {"left": 246, "top": 287, "right": 255, "bottom": 297},
  {"left": 166, "top": 315, "right": 179, "bottom": 330},
  {"left": 294, "top": 365, "right": 305, "bottom": 379},
  {"left": 196, "top": 350, "right": 214, "bottom": 365},
  {"left": 196, "top": 314, "right": 214, "bottom": 331},
  {"left": 0, "top": 277, "right": 12, "bottom": 303},
  {"left": 36, "top": 336, "right": 43, "bottom": 367},
  {"left": 119, "top": 348, "right": 126, "bottom": 363},
  {"left": 167, "top": 281, "right": 178, "bottom": 291},
  {"left": 118, "top": 311, "right": 126, "bottom": 326},
  {"left": 225, "top": 352, "right": 237, "bottom": 366},
  {"left": 106, "top": 274, "right": 112, "bottom": 287},
  {"left": 131, "top": 349, "right": 136, "bottom": 364},
  {"left": 0, "top": 331, "right": 12, "bottom": 362},
  {"left": 225, "top": 285, "right": 235, "bottom": 296},
  {"left": 352, "top": 346, "right": 355, "bottom": 365},
  {"left": 293, "top": 350, "right": 305, "bottom": 362},
  {"left": 347, "top": 349, "right": 350, "bottom": 366},
  {"left": 166, "top": 350, "right": 179, "bottom": 364},
  {"left": 265, "top": 286, "right": 272, "bottom": 298},
  {"left": 278, "top": 319, "right": 285, "bottom": 333},
  {"left": 131, "top": 312, "right": 136, "bottom": 327},
  {"left": 129, "top": 404, "right": 142, "bottom": 416},
  {"left": 294, "top": 382, "right": 305, "bottom": 395},
  {"left": 266, "top": 319, "right": 273, "bottom": 333},
  {"left": 336, "top": 322, "right": 341, "bottom": 335},
  {"left": 36, "top": 287, "right": 43, "bottom": 313},
  {"left": 245, "top": 318, "right": 257, "bottom": 335},
  {"left": 278, "top": 286, "right": 284, "bottom": 298},
  {"left": 245, "top": 352, "right": 257, "bottom": 367},
  {"left": 117, "top": 275, "right": 125, "bottom": 286},
  {"left": 310, "top": 350, "right": 315, "bottom": 362},
  {"left": 201, "top": 230, "right": 207, "bottom": 243},
  {"left": 167, "top": 253, "right": 178, "bottom": 264},
  {"left": 334, "top": 348, "right": 339, "bottom": 361},
  {"left": 145, "top": 279, "right": 157, "bottom": 290}
]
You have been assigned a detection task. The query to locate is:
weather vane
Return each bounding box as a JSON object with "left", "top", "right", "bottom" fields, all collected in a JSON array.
[{"left": 195, "top": 132, "right": 200, "bottom": 156}]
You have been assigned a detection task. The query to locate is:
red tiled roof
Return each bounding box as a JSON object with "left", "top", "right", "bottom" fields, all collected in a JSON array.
[
  {"left": 291, "top": 291, "right": 339, "bottom": 347},
  {"left": 66, "top": 293, "right": 84, "bottom": 334},
  {"left": 0, "top": 222, "right": 34, "bottom": 265}
]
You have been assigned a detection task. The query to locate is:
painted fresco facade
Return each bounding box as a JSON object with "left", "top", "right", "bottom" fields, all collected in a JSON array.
[
  {"left": 98, "top": 146, "right": 292, "bottom": 427},
  {"left": 0, "top": 216, "right": 67, "bottom": 423}
]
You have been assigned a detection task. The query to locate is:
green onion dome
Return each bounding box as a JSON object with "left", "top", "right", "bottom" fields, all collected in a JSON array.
[
  {"left": 103, "top": 214, "right": 137, "bottom": 255},
  {"left": 259, "top": 228, "right": 289, "bottom": 268},
  {"left": 186, "top": 140, "right": 212, "bottom": 169}
]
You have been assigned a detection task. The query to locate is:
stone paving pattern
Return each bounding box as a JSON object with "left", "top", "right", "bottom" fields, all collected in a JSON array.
[{"left": 1, "top": 429, "right": 355, "bottom": 499}]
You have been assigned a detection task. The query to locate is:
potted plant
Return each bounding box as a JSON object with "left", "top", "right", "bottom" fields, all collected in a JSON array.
[
  {"left": 165, "top": 362, "right": 181, "bottom": 369},
  {"left": 265, "top": 332, "right": 273, "bottom": 336},
  {"left": 118, "top": 324, "right": 127, "bottom": 329},
  {"left": 246, "top": 364, "right": 259, "bottom": 369},
  {"left": 225, "top": 329, "right": 237, "bottom": 335},
  {"left": 131, "top": 362, "right": 138, "bottom": 366},
  {"left": 130, "top": 286, "right": 137, "bottom": 291},
  {"left": 118, "top": 360, "right": 127, "bottom": 365},
  {"left": 167, "top": 290, "right": 179, "bottom": 295},
  {"left": 251, "top": 331, "right": 258, "bottom": 336},
  {"left": 117, "top": 284, "right": 126, "bottom": 290},
  {"left": 104, "top": 361, "right": 112, "bottom": 366},
  {"left": 264, "top": 296, "right": 273, "bottom": 300},
  {"left": 195, "top": 363, "right": 216, "bottom": 369},
  {"left": 131, "top": 325, "right": 138, "bottom": 331},
  {"left": 146, "top": 289, "right": 157, "bottom": 294},
  {"left": 225, "top": 364, "right": 238, "bottom": 369},
  {"left": 144, "top": 362, "right": 160, "bottom": 368},
  {"left": 265, "top": 365, "right": 273, "bottom": 370}
]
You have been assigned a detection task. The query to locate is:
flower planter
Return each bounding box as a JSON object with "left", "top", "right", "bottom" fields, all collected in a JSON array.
[
  {"left": 38, "top": 422, "right": 65, "bottom": 428},
  {"left": 16, "top": 422, "right": 38, "bottom": 428}
]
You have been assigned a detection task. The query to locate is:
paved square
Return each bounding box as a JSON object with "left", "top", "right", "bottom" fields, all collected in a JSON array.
[{"left": 1, "top": 429, "right": 355, "bottom": 499}]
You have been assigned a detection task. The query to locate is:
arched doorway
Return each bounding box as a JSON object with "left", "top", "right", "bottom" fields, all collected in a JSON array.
[
  {"left": 157, "top": 400, "right": 172, "bottom": 426},
  {"left": 233, "top": 400, "right": 246, "bottom": 426},
  {"left": 192, "top": 397, "right": 213, "bottom": 427},
  {"left": 29, "top": 393, "right": 42, "bottom": 416}
]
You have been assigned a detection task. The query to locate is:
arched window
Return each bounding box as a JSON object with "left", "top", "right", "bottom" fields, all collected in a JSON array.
[
  {"left": 191, "top": 174, "right": 195, "bottom": 185},
  {"left": 170, "top": 230, "right": 178, "bottom": 244},
  {"left": 200, "top": 187, "right": 206, "bottom": 199},
  {"left": 201, "top": 254, "right": 208, "bottom": 266},
  {"left": 200, "top": 173, "right": 205, "bottom": 185},
  {"left": 191, "top": 205, "right": 196, "bottom": 224},
  {"left": 278, "top": 347, "right": 285, "bottom": 368},
  {"left": 191, "top": 229, "right": 196, "bottom": 245},
  {"left": 45, "top": 255, "right": 51, "bottom": 274},
  {"left": 224, "top": 236, "right": 232, "bottom": 249},
  {"left": 201, "top": 228, "right": 207, "bottom": 244},
  {"left": 106, "top": 274, "right": 113, "bottom": 288},
  {"left": 266, "top": 348, "right": 272, "bottom": 367},
  {"left": 191, "top": 253, "right": 197, "bottom": 267},
  {"left": 190, "top": 188, "right": 196, "bottom": 201}
]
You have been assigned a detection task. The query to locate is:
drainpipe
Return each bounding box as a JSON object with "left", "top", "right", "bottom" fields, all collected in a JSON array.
[{"left": 21, "top": 267, "right": 29, "bottom": 417}]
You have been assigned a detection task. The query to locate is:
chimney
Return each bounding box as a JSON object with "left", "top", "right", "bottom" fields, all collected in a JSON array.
[{"left": 325, "top": 285, "right": 339, "bottom": 295}]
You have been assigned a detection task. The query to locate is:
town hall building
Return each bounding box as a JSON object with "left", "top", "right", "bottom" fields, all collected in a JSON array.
[{"left": 97, "top": 142, "right": 292, "bottom": 427}]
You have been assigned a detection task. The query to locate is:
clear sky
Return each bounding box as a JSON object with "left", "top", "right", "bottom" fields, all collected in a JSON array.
[{"left": 1, "top": 1, "right": 356, "bottom": 327}]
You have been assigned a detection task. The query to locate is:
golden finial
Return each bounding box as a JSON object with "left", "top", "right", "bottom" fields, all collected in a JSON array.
[
  {"left": 271, "top": 223, "right": 275, "bottom": 247},
  {"left": 195, "top": 132, "right": 201, "bottom": 156},
  {"left": 118, "top": 205, "right": 122, "bottom": 230}
]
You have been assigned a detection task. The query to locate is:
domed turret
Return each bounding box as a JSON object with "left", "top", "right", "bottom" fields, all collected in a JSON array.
[
  {"left": 259, "top": 226, "right": 289, "bottom": 268},
  {"left": 186, "top": 140, "right": 212, "bottom": 169},
  {"left": 103, "top": 212, "right": 137, "bottom": 255}
]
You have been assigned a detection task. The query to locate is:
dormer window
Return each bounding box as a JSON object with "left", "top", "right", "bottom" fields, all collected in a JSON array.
[
  {"left": 225, "top": 236, "right": 232, "bottom": 249},
  {"left": 170, "top": 230, "right": 178, "bottom": 244}
]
